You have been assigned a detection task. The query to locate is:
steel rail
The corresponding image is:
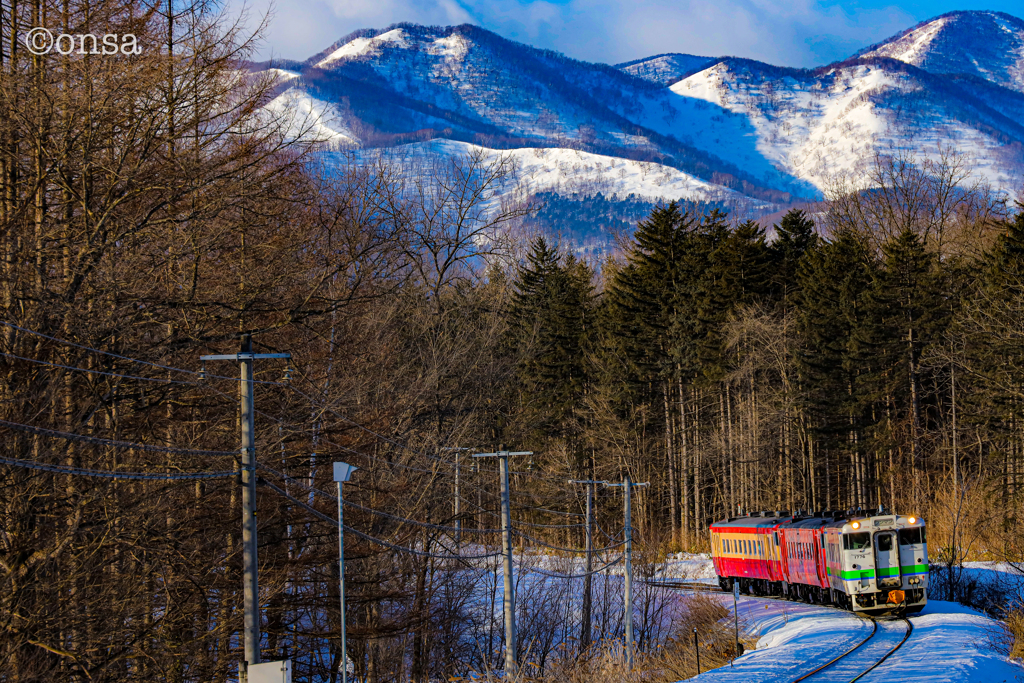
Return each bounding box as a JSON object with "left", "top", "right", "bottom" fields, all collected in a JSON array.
[
  {"left": 846, "top": 617, "right": 913, "bottom": 683},
  {"left": 791, "top": 617, "right": 878, "bottom": 683}
]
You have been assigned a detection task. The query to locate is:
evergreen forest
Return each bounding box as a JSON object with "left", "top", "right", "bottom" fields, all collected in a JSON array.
[{"left": 3, "top": 0, "right": 1024, "bottom": 680}]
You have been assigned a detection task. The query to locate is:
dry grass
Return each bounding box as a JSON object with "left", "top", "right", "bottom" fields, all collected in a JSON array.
[
  {"left": 515, "top": 592, "right": 753, "bottom": 683},
  {"left": 1000, "top": 602, "right": 1024, "bottom": 660}
]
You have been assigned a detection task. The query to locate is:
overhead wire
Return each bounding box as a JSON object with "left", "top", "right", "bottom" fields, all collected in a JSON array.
[
  {"left": 524, "top": 557, "right": 623, "bottom": 580},
  {"left": 257, "top": 462, "right": 504, "bottom": 534},
  {"left": 259, "top": 478, "right": 502, "bottom": 561},
  {"left": 0, "top": 351, "right": 198, "bottom": 385},
  {"left": 0, "top": 454, "right": 236, "bottom": 480},
  {"left": 512, "top": 528, "right": 625, "bottom": 555},
  {"left": 0, "top": 320, "right": 283, "bottom": 385},
  {"left": 2, "top": 321, "right": 579, "bottom": 508},
  {"left": 3, "top": 322, "right": 603, "bottom": 524},
  {"left": 0, "top": 417, "right": 238, "bottom": 457}
]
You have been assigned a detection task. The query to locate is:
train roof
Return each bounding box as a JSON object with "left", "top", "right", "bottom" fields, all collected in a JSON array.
[
  {"left": 712, "top": 509, "right": 913, "bottom": 531},
  {"left": 711, "top": 513, "right": 790, "bottom": 528}
]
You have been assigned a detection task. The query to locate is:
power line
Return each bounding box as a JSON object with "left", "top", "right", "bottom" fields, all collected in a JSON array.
[
  {"left": 512, "top": 528, "right": 625, "bottom": 555},
  {"left": 0, "top": 320, "right": 285, "bottom": 385},
  {"left": 0, "top": 418, "right": 237, "bottom": 457},
  {"left": 3, "top": 322, "right": 589, "bottom": 513},
  {"left": 0, "top": 454, "right": 236, "bottom": 480},
  {"left": 0, "top": 351, "right": 197, "bottom": 385},
  {"left": 259, "top": 479, "right": 502, "bottom": 561},
  {"left": 525, "top": 556, "right": 623, "bottom": 580},
  {"left": 257, "top": 463, "right": 505, "bottom": 534}
]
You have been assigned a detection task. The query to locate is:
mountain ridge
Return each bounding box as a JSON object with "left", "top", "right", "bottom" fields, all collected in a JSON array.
[{"left": 253, "top": 10, "right": 1024, "bottom": 244}]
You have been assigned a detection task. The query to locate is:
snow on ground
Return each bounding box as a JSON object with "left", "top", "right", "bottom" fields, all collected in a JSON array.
[
  {"left": 685, "top": 593, "right": 1024, "bottom": 682},
  {"left": 444, "top": 549, "right": 1024, "bottom": 680}
]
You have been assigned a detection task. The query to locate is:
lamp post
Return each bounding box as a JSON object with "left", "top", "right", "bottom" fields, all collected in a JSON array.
[{"left": 333, "top": 461, "right": 358, "bottom": 683}]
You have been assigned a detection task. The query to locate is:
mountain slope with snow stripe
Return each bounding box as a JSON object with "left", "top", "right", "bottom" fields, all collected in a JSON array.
[
  {"left": 617, "top": 53, "right": 718, "bottom": 86},
  {"left": 856, "top": 11, "right": 1024, "bottom": 93}
]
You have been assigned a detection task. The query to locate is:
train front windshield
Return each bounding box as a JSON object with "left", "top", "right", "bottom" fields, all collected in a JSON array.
[
  {"left": 843, "top": 532, "right": 870, "bottom": 550},
  {"left": 898, "top": 527, "right": 926, "bottom": 545}
]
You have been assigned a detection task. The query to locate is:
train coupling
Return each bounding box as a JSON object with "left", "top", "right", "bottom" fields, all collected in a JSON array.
[{"left": 887, "top": 589, "right": 906, "bottom": 605}]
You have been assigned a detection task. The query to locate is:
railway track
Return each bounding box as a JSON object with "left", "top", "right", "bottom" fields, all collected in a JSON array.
[
  {"left": 793, "top": 616, "right": 913, "bottom": 683},
  {"left": 656, "top": 581, "right": 914, "bottom": 682}
]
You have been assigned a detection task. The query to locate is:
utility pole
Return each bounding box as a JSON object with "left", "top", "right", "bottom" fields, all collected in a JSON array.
[
  {"left": 201, "top": 334, "right": 291, "bottom": 676},
  {"left": 569, "top": 479, "right": 606, "bottom": 652},
  {"left": 473, "top": 449, "right": 532, "bottom": 676},
  {"left": 443, "top": 447, "right": 472, "bottom": 549},
  {"left": 333, "top": 462, "right": 358, "bottom": 683},
  {"left": 606, "top": 474, "right": 648, "bottom": 669}
]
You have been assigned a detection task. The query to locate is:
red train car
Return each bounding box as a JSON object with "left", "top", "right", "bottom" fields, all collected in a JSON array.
[
  {"left": 709, "top": 513, "right": 787, "bottom": 594},
  {"left": 779, "top": 516, "right": 830, "bottom": 600}
]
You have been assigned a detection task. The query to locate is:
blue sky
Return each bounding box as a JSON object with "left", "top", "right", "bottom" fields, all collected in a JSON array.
[{"left": 239, "top": 0, "right": 1022, "bottom": 67}]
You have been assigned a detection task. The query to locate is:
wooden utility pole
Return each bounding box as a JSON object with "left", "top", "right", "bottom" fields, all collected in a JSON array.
[
  {"left": 606, "top": 475, "right": 649, "bottom": 669},
  {"left": 201, "top": 334, "right": 291, "bottom": 677},
  {"left": 473, "top": 449, "right": 531, "bottom": 676},
  {"left": 569, "top": 479, "right": 605, "bottom": 652}
]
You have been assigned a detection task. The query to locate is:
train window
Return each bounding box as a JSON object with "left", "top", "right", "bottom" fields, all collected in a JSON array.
[
  {"left": 878, "top": 534, "right": 893, "bottom": 551},
  {"left": 899, "top": 528, "right": 923, "bottom": 545},
  {"left": 843, "top": 532, "right": 870, "bottom": 550}
]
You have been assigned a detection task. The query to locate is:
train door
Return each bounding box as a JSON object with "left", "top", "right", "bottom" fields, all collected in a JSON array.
[
  {"left": 814, "top": 533, "right": 827, "bottom": 587},
  {"left": 874, "top": 530, "right": 901, "bottom": 588}
]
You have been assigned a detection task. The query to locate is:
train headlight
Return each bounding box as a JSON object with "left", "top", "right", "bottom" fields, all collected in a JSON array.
[
  {"left": 851, "top": 521, "right": 860, "bottom": 529},
  {"left": 908, "top": 516, "right": 917, "bottom": 524}
]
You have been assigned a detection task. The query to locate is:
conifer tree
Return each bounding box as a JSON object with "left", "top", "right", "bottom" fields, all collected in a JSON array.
[
  {"left": 797, "top": 229, "right": 876, "bottom": 507},
  {"left": 857, "top": 229, "right": 947, "bottom": 505},
  {"left": 510, "top": 237, "right": 594, "bottom": 444},
  {"left": 772, "top": 209, "right": 818, "bottom": 305}
]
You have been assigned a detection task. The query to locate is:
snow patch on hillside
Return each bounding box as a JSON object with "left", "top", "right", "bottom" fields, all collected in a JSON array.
[
  {"left": 317, "top": 28, "right": 410, "bottom": 68},
  {"left": 864, "top": 16, "right": 950, "bottom": 66},
  {"left": 262, "top": 88, "right": 357, "bottom": 144},
  {"left": 649, "top": 60, "right": 1021, "bottom": 194},
  {"left": 618, "top": 53, "right": 717, "bottom": 86},
  {"left": 357, "top": 140, "right": 769, "bottom": 209}
]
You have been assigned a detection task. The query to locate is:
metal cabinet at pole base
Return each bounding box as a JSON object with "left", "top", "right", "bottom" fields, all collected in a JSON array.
[{"left": 246, "top": 659, "right": 292, "bottom": 683}]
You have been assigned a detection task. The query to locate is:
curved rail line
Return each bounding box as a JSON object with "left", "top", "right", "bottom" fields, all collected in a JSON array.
[
  {"left": 655, "top": 581, "right": 914, "bottom": 683},
  {"left": 845, "top": 617, "right": 913, "bottom": 683},
  {"left": 791, "top": 617, "right": 878, "bottom": 682}
]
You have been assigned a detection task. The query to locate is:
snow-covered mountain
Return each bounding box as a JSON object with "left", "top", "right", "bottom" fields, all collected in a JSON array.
[
  {"left": 855, "top": 11, "right": 1024, "bottom": 93},
  {"left": 617, "top": 54, "right": 717, "bottom": 87},
  {"left": 254, "top": 11, "right": 1024, "bottom": 243}
]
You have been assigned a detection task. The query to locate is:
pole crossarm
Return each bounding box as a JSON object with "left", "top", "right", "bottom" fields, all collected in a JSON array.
[
  {"left": 200, "top": 353, "right": 291, "bottom": 361},
  {"left": 472, "top": 451, "right": 533, "bottom": 458}
]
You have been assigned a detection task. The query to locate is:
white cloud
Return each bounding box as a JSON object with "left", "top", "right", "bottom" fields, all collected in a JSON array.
[
  {"left": 239, "top": 0, "right": 474, "bottom": 62},
  {"left": 232, "top": 0, "right": 987, "bottom": 69}
]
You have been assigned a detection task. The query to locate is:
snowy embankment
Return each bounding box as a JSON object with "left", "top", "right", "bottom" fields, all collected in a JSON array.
[
  {"left": 685, "top": 597, "right": 1024, "bottom": 682},
  {"left": 663, "top": 553, "right": 1024, "bottom": 683}
]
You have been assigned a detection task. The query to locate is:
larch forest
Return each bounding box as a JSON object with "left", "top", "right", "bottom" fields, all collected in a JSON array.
[{"left": 2, "top": 1, "right": 1024, "bottom": 682}]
